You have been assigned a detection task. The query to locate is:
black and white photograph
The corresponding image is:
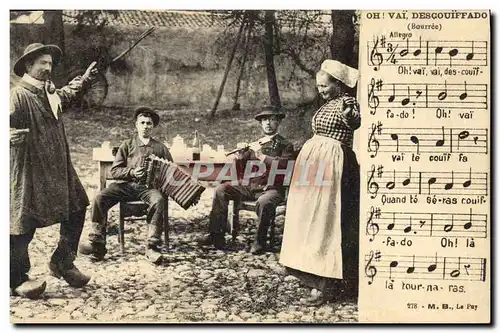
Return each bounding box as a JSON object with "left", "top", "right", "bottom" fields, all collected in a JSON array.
[{"left": 9, "top": 8, "right": 364, "bottom": 323}]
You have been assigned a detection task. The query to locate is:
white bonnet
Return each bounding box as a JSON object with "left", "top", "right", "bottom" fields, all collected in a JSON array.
[{"left": 320, "top": 59, "right": 359, "bottom": 88}]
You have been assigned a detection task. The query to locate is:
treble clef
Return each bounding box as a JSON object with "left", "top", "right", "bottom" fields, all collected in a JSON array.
[
  {"left": 366, "top": 206, "right": 380, "bottom": 242},
  {"left": 365, "top": 250, "right": 379, "bottom": 285},
  {"left": 368, "top": 121, "right": 382, "bottom": 158},
  {"left": 370, "top": 37, "right": 383, "bottom": 71},
  {"left": 367, "top": 164, "right": 380, "bottom": 199},
  {"left": 368, "top": 78, "right": 380, "bottom": 115}
]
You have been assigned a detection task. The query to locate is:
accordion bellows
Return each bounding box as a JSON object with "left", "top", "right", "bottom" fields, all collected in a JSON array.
[{"left": 142, "top": 155, "right": 206, "bottom": 210}]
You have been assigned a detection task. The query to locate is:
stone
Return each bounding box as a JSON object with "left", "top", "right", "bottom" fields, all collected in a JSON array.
[
  {"left": 247, "top": 269, "right": 267, "bottom": 278},
  {"left": 284, "top": 275, "right": 299, "bottom": 282},
  {"left": 48, "top": 299, "right": 68, "bottom": 306},
  {"left": 216, "top": 310, "right": 228, "bottom": 320}
]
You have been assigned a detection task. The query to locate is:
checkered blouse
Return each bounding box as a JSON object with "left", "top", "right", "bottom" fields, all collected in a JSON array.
[{"left": 312, "top": 96, "right": 361, "bottom": 148}]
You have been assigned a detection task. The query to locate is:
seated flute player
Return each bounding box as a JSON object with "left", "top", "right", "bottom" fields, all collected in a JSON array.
[
  {"left": 79, "top": 107, "right": 173, "bottom": 264},
  {"left": 199, "top": 106, "right": 295, "bottom": 254}
]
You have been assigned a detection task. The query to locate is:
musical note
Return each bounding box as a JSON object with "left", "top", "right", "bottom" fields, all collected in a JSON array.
[
  {"left": 444, "top": 171, "right": 454, "bottom": 190},
  {"left": 413, "top": 37, "right": 422, "bottom": 56},
  {"left": 386, "top": 170, "right": 395, "bottom": 190},
  {"left": 366, "top": 207, "right": 380, "bottom": 241},
  {"left": 457, "top": 130, "right": 470, "bottom": 151},
  {"left": 410, "top": 135, "right": 420, "bottom": 154},
  {"left": 407, "top": 255, "right": 416, "bottom": 274},
  {"left": 464, "top": 208, "right": 473, "bottom": 230},
  {"left": 460, "top": 81, "right": 468, "bottom": 100},
  {"left": 368, "top": 164, "right": 380, "bottom": 199},
  {"left": 444, "top": 214, "right": 454, "bottom": 232},
  {"left": 365, "top": 250, "right": 379, "bottom": 285},
  {"left": 389, "top": 260, "right": 398, "bottom": 281},
  {"left": 370, "top": 37, "right": 383, "bottom": 71},
  {"left": 390, "top": 133, "right": 399, "bottom": 152},
  {"left": 400, "top": 38, "right": 409, "bottom": 57},
  {"left": 402, "top": 167, "right": 411, "bottom": 186},
  {"left": 438, "top": 81, "right": 448, "bottom": 101},
  {"left": 450, "top": 257, "right": 461, "bottom": 278},
  {"left": 434, "top": 46, "right": 443, "bottom": 66},
  {"left": 404, "top": 216, "right": 413, "bottom": 234},
  {"left": 388, "top": 84, "right": 395, "bottom": 103},
  {"left": 428, "top": 253, "right": 438, "bottom": 273},
  {"left": 449, "top": 48, "right": 459, "bottom": 67},
  {"left": 463, "top": 167, "right": 472, "bottom": 188},
  {"left": 436, "top": 126, "right": 445, "bottom": 147},
  {"left": 368, "top": 122, "right": 382, "bottom": 158},
  {"left": 368, "top": 78, "right": 380, "bottom": 114},
  {"left": 466, "top": 41, "right": 475, "bottom": 61},
  {"left": 427, "top": 176, "right": 437, "bottom": 195},
  {"left": 387, "top": 212, "right": 395, "bottom": 231},
  {"left": 401, "top": 86, "right": 410, "bottom": 106}
]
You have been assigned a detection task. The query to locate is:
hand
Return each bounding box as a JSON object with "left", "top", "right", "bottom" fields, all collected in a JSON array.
[
  {"left": 10, "top": 128, "right": 29, "bottom": 146},
  {"left": 83, "top": 61, "right": 98, "bottom": 81},
  {"left": 342, "top": 96, "right": 359, "bottom": 118},
  {"left": 133, "top": 166, "right": 146, "bottom": 179}
]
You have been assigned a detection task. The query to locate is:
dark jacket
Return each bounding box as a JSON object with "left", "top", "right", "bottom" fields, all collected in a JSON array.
[{"left": 10, "top": 79, "right": 89, "bottom": 235}]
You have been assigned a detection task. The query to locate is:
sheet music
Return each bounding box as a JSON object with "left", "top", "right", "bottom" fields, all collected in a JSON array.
[{"left": 358, "top": 10, "right": 490, "bottom": 323}]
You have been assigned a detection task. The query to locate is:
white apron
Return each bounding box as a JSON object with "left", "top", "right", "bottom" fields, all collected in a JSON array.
[{"left": 279, "top": 135, "right": 344, "bottom": 279}]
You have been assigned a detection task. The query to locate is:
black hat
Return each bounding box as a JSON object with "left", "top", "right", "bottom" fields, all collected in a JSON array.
[
  {"left": 13, "top": 43, "right": 62, "bottom": 77},
  {"left": 134, "top": 106, "right": 160, "bottom": 127},
  {"left": 254, "top": 105, "right": 286, "bottom": 121}
]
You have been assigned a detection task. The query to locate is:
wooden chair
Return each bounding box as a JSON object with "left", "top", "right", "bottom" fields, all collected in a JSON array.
[
  {"left": 93, "top": 143, "right": 169, "bottom": 253},
  {"left": 227, "top": 193, "right": 287, "bottom": 248}
]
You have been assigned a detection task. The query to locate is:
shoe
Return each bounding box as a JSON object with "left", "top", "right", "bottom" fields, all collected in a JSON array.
[
  {"left": 198, "top": 233, "right": 226, "bottom": 250},
  {"left": 12, "top": 279, "right": 46, "bottom": 299},
  {"left": 300, "top": 289, "right": 326, "bottom": 306},
  {"left": 49, "top": 263, "right": 91, "bottom": 288},
  {"left": 146, "top": 247, "right": 163, "bottom": 265},
  {"left": 78, "top": 241, "right": 107, "bottom": 261},
  {"left": 250, "top": 240, "right": 266, "bottom": 255}
]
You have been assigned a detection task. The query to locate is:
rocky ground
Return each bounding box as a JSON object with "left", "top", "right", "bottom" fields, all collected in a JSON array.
[{"left": 10, "top": 108, "right": 357, "bottom": 323}]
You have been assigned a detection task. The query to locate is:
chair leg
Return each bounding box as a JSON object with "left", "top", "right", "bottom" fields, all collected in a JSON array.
[
  {"left": 164, "top": 198, "right": 169, "bottom": 252},
  {"left": 232, "top": 204, "right": 240, "bottom": 243},
  {"left": 119, "top": 203, "right": 125, "bottom": 254}
]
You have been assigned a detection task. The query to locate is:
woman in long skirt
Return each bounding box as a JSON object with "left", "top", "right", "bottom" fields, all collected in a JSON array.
[{"left": 279, "top": 59, "right": 360, "bottom": 306}]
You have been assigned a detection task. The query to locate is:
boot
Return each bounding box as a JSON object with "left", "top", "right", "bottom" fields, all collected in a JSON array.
[
  {"left": 12, "top": 279, "right": 46, "bottom": 299},
  {"left": 197, "top": 233, "right": 225, "bottom": 250},
  {"left": 49, "top": 263, "right": 91, "bottom": 288},
  {"left": 250, "top": 239, "right": 266, "bottom": 255},
  {"left": 146, "top": 244, "right": 163, "bottom": 265},
  {"left": 78, "top": 240, "right": 107, "bottom": 261}
]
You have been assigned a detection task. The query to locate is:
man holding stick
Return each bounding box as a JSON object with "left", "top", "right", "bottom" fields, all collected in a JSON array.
[{"left": 10, "top": 43, "right": 97, "bottom": 298}]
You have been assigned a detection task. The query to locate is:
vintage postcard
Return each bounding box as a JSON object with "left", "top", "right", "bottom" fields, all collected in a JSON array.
[{"left": 8, "top": 9, "right": 490, "bottom": 323}]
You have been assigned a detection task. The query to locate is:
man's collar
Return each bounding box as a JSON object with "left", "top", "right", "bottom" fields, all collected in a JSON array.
[
  {"left": 22, "top": 74, "right": 45, "bottom": 89},
  {"left": 135, "top": 135, "right": 153, "bottom": 147}
]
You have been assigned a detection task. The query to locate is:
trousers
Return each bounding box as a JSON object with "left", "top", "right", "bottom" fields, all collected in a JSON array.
[
  {"left": 10, "top": 209, "right": 86, "bottom": 289},
  {"left": 208, "top": 183, "right": 284, "bottom": 242},
  {"left": 90, "top": 182, "right": 165, "bottom": 247}
]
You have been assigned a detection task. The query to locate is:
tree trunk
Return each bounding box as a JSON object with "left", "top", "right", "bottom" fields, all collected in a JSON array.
[
  {"left": 43, "top": 10, "right": 66, "bottom": 83},
  {"left": 263, "top": 10, "right": 281, "bottom": 108},
  {"left": 232, "top": 22, "right": 253, "bottom": 111},
  {"left": 330, "top": 10, "right": 357, "bottom": 69},
  {"left": 209, "top": 18, "right": 246, "bottom": 119}
]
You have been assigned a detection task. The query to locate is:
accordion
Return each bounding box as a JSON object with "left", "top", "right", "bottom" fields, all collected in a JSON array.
[{"left": 140, "top": 155, "right": 206, "bottom": 210}]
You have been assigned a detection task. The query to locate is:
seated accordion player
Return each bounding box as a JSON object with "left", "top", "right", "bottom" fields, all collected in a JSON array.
[{"left": 139, "top": 155, "right": 206, "bottom": 210}]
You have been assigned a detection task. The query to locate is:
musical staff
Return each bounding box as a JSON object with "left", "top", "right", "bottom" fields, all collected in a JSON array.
[
  {"left": 364, "top": 251, "right": 487, "bottom": 284},
  {"left": 367, "top": 80, "right": 487, "bottom": 114},
  {"left": 368, "top": 37, "right": 488, "bottom": 69},
  {"left": 365, "top": 207, "right": 487, "bottom": 241},
  {"left": 367, "top": 165, "right": 488, "bottom": 198},
  {"left": 367, "top": 124, "right": 488, "bottom": 156}
]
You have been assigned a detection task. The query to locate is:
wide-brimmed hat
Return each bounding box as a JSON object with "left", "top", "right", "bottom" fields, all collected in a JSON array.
[
  {"left": 320, "top": 59, "right": 358, "bottom": 88},
  {"left": 13, "top": 43, "right": 62, "bottom": 77},
  {"left": 254, "top": 105, "right": 286, "bottom": 121},
  {"left": 134, "top": 106, "right": 160, "bottom": 127}
]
